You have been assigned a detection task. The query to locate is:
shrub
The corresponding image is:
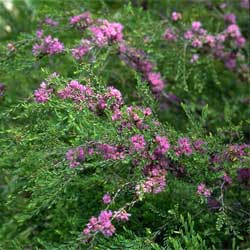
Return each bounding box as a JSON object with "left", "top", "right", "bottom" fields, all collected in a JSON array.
[{"left": 0, "top": 1, "right": 249, "bottom": 249}]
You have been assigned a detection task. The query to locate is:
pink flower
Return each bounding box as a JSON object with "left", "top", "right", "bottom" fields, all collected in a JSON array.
[
  {"left": 58, "top": 80, "right": 93, "bottom": 102},
  {"left": 220, "top": 3, "right": 227, "bottom": 9},
  {"left": 154, "top": 135, "right": 170, "bottom": 155},
  {"left": 72, "top": 39, "right": 91, "bottom": 60},
  {"left": 66, "top": 147, "right": 85, "bottom": 168},
  {"left": 69, "top": 11, "right": 92, "bottom": 29},
  {"left": 90, "top": 20, "right": 123, "bottom": 47},
  {"left": 184, "top": 30, "right": 194, "bottom": 40},
  {"left": 83, "top": 210, "right": 115, "bottom": 237},
  {"left": 235, "top": 36, "right": 246, "bottom": 47},
  {"left": 98, "top": 144, "right": 125, "bottom": 160},
  {"left": 175, "top": 137, "right": 193, "bottom": 156},
  {"left": 216, "top": 34, "right": 226, "bottom": 42},
  {"left": 190, "top": 54, "right": 199, "bottom": 63},
  {"left": 171, "top": 12, "right": 182, "bottom": 21},
  {"left": 225, "top": 57, "right": 236, "bottom": 70},
  {"left": 136, "top": 167, "right": 166, "bottom": 194},
  {"left": 240, "top": 0, "right": 249, "bottom": 9},
  {"left": 114, "top": 210, "right": 131, "bottom": 221},
  {"left": 191, "top": 38, "right": 202, "bottom": 48},
  {"left": 34, "top": 82, "right": 53, "bottom": 103},
  {"left": 111, "top": 108, "right": 122, "bottom": 121},
  {"left": 33, "top": 35, "right": 64, "bottom": 56},
  {"left": 102, "top": 193, "right": 111, "bottom": 204},
  {"left": 164, "top": 28, "right": 178, "bottom": 41},
  {"left": 193, "top": 139, "right": 205, "bottom": 151},
  {"left": 143, "top": 107, "right": 152, "bottom": 116},
  {"left": 197, "top": 183, "right": 211, "bottom": 197},
  {"left": 224, "top": 13, "right": 236, "bottom": 24},
  {"left": 226, "top": 24, "right": 241, "bottom": 38},
  {"left": 140, "top": 174, "right": 166, "bottom": 194},
  {"left": 146, "top": 72, "right": 165, "bottom": 93},
  {"left": 191, "top": 21, "right": 202, "bottom": 31},
  {"left": 205, "top": 35, "right": 215, "bottom": 47},
  {"left": 223, "top": 174, "right": 232, "bottom": 185},
  {"left": 130, "top": 135, "right": 146, "bottom": 151},
  {"left": 36, "top": 29, "right": 43, "bottom": 38},
  {"left": 44, "top": 17, "right": 58, "bottom": 26}
]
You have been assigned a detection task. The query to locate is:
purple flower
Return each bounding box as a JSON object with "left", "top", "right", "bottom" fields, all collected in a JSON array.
[
  {"left": 69, "top": 12, "right": 92, "bottom": 29},
  {"left": 0, "top": 83, "right": 5, "bottom": 97},
  {"left": 223, "top": 173, "right": 232, "bottom": 185},
  {"left": 146, "top": 72, "right": 165, "bottom": 93},
  {"left": 154, "top": 135, "right": 170, "bottom": 155},
  {"left": 164, "top": 28, "right": 178, "bottom": 41},
  {"left": 97, "top": 143, "right": 125, "bottom": 160},
  {"left": 66, "top": 147, "right": 85, "bottom": 168},
  {"left": 237, "top": 168, "right": 250, "bottom": 187},
  {"left": 224, "top": 13, "right": 236, "bottom": 24},
  {"left": 71, "top": 39, "right": 91, "bottom": 60},
  {"left": 193, "top": 139, "right": 205, "bottom": 152},
  {"left": 175, "top": 137, "right": 193, "bottom": 156},
  {"left": 197, "top": 183, "right": 211, "bottom": 197},
  {"left": 240, "top": 0, "right": 249, "bottom": 9},
  {"left": 44, "top": 17, "right": 58, "bottom": 26},
  {"left": 33, "top": 35, "right": 64, "bottom": 56},
  {"left": 136, "top": 167, "right": 166, "bottom": 194},
  {"left": 191, "top": 38, "right": 202, "bottom": 48},
  {"left": 102, "top": 193, "right": 111, "bottom": 204},
  {"left": 90, "top": 20, "right": 123, "bottom": 47},
  {"left": 184, "top": 30, "right": 194, "bottom": 40},
  {"left": 171, "top": 12, "right": 182, "bottom": 21},
  {"left": 207, "top": 198, "right": 220, "bottom": 210},
  {"left": 83, "top": 210, "right": 115, "bottom": 237},
  {"left": 190, "top": 54, "right": 199, "bottom": 63},
  {"left": 191, "top": 21, "right": 202, "bottom": 31},
  {"left": 130, "top": 135, "right": 146, "bottom": 151},
  {"left": 114, "top": 210, "right": 131, "bottom": 221},
  {"left": 226, "top": 24, "right": 241, "bottom": 38},
  {"left": 34, "top": 82, "right": 53, "bottom": 103}
]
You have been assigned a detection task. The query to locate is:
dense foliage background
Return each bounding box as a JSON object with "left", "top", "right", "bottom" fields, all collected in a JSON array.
[{"left": 0, "top": 0, "right": 249, "bottom": 249}]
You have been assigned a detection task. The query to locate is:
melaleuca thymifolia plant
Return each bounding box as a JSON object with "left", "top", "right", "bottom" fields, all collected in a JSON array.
[{"left": 0, "top": 1, "right": 249, "bottom": 249}]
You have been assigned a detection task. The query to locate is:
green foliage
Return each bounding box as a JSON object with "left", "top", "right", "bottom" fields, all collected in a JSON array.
[{"left": 0, "top": 0, "right": 249, "bottom": 249}]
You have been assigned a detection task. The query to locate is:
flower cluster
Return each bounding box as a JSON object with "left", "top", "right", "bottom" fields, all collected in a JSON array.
[
  {"left": 71, "top": 39, "right": 91, "bottom": 60},
  {"left": 58, "top": 80, "right": 93, "bottom": 103},
  {"left": 210, "top": 144, "right": 250, "bottom": 164},
  {"left": 164, "top": 28, "right": 178, "bottom": 41},
  {"left": 113, "top": 210, "right": 131, "bottom": 221},
  {"left": 66, "top": 147, "right": 85, "bottom": 168},
  {"left": 197, "top": 183, "right": 211, "bottom": 197},
  {"left": 83, "top": 210, "right": 115, "bottom": 237},
  {"left": 69, "top": 11, "right": 92, "bottom": 29},
  {"left": 44, "top": 17, "right": 58, "bottom": 26},
  {"left": 119, "top": 45, "right": 165, "bottom": 94},
  {"left": 171, "top": 12, "right": 182, "bottom": 21},
  {"left": 33, "top": 33, "right": 64, "bottom": 56},
  {"left": 154, "top": 135, "right": 170, "bottom": 156},
  {"left": 137, "top": 166, "right": 166, "bottom": 194},
  {"left": 34, "top": 82, "right": 53, "bottom": 103},
  {"left": 83, "top": 209, "right": 130, "bottom": 237},
  {"left": 102, "top": 193, "right": 112, "bottom": 204},
  {"left": 163, "top": 11, "right": 247, "bottom": 75},
  {"left": 237, "top": 168, "right": 250, "bottom": 187},
  {"left": 175, "top": 137, "right": 193, "bottom": 156},
  {"left": 90, "top": 19, "right": 123, "bottom": 47},
  {"left": 130, "top": 135, "right": 146, "bottom": 151},
  {"left": 97, "top": 143, "right": 125, "bottom": 160},
  {"left": 240, "top": 0, "right": 249, "bottom": 9}
]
